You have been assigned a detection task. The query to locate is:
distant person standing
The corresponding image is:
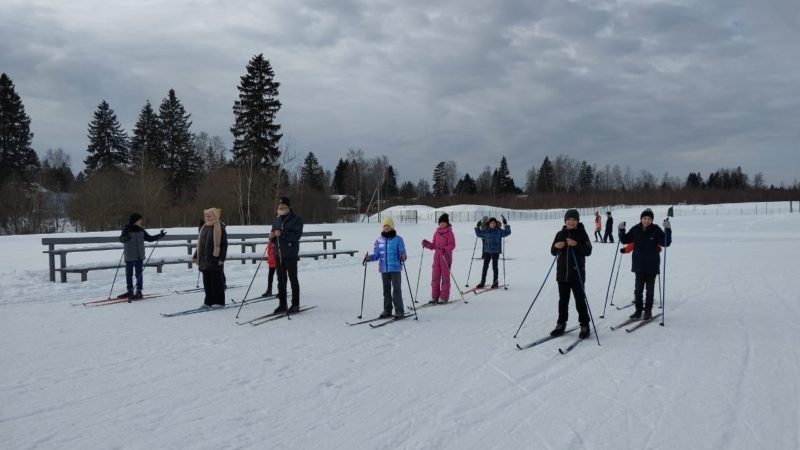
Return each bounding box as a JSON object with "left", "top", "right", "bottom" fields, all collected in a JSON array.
[
  {"left": 603, "top": 211, "right": 614, "bottom": 243},
  {"left": 474, "top": 217, "right": 511, "bottom": 288},
  {"left": 118, "top": 213, "right": 165, "bottom": 299},
  {"left": 193, "top": 208, "right": 228, "bottom": 308},
  {"left": 271, "top": 197, "right": 304, "bottom": 314},
  {"left": 593, "top": 211, "right": 602, "bottom": 242}
]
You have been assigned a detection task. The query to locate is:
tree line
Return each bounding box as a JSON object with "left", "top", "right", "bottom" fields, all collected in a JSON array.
[{"left": 1, "top": 62, "right": 798, "bottom": 234}]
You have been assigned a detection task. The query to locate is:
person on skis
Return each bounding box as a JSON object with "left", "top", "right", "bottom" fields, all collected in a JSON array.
[
  {"left": 473, "top": 216, "right": 511, "bottom": 289},
  {"left": 549, "top": 209, "right": 593, "bottom": 339},
  {"left": 422, "top": 213, "right": 456, "bottom": 304}
]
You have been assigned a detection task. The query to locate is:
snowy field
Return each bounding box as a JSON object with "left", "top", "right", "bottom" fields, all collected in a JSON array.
[{"left": 2, "top": 203, "right": 799, "bottom": 449}]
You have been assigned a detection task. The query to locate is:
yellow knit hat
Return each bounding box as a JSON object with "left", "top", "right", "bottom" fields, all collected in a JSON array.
[{"left": 382, "top": 217, "right": 395, "bottom": 229}]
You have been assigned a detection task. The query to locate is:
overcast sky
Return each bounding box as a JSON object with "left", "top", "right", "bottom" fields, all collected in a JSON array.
[{"left": 2, "top": 0, "right": 798, "bottom": 186}]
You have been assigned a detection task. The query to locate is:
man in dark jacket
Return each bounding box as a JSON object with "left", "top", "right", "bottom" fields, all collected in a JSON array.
[
  {"left": 603, "top": 211, "right": 614, "bottom": 243},
  {"left": 618, "top": 208, "right": 672, "bottom": 320},
  {"left": 118, "top": 213, "right": 165, "bottom": 299},
  {"left": 549, "top": 209, "right": 593, "bottom": 339},
  {"left": 271, "top": 197, "right": 304, "bottom": 313}
]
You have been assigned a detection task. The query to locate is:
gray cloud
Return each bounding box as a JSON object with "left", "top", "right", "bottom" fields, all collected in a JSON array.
[{"left": 1, "top": 0, "right": 797, "bottom": 186}]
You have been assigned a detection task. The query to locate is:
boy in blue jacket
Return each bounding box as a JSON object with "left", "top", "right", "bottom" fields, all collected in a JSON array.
[
  {"left": 364, "top": 217, "right": 407, "bottom": 318},
  {"left": 474, "top": 217, "right": 511, "bottom": 288},
  {"left": 618, "top": 208, "right": 672, "bottom": 320}
]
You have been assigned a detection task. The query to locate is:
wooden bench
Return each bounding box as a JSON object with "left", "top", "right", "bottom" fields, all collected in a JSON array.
[{"left": 42, "top": 231, "right": 354, "bottom": 282}]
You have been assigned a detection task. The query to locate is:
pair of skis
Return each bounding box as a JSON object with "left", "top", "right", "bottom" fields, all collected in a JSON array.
[
  {"left": 169, "top": 284, "right": 244, "bottom": 295},
  {"left": 346, "top": 313, "right": 413, "bottom": 328},
  {"left": 160, "top": 295, "right": 275, "bottom": 318},
  {"left": 463, "top": 284, "right": 508, "bottom": 296},
  {"left": 236, "top": 305, "right": 318, "bottom": 326},
  {"left": 73, "top": 293, "right": 167, "bottom": 307},
  {"left": 610, "top": 313, "right": 663, "bottom": 332},
  {"left": 515, "top": 326, "right": 586, "bottom": 354}
]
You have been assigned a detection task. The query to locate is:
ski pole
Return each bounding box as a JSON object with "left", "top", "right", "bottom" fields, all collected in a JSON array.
[
  {"left": 661, "top": 232, "right": 667, "bottom": 326},
  {"left": 357, "top": 252, "right": 368, "bottom": 318},
  {"left": 657, "top": 273, "right": 662, "bottom": 309},
  {"left": 441, "top": 252, "right": 467, "bottom": 304},
  {"left": 609, "top": 249, "right": 624, "bottom": 307},
  {"left": 465, "top": 236, "right": 478, "bottom": 287},
  {"left": 501, "top": 215, "right": 508, "bottom": 290},
  {"left": 571, "top": 248, "right": 600, "bottom": 346},
  {"left": 414, "top": 247, "right": 425, "bottom": 303},
  {"left": 600, "top": 239, "right": 622, "bottom": 318},
  {"left": 235, "top": 244, "right": 268, "bottom": 318},
  {"left": 513, "top": 253, "right": 558, "bottom": 338},
  {"left": 402, "top": 262, "right": 419, "bottom": 320},
  {"left": 195, "top": 270, "right": 201, "bottom": 288},
  {"left": 107, "top": 250, "right": 125, "bottom": 300}
]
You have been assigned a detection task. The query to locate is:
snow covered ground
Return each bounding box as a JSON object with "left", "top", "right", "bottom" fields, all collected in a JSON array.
[{"left": 2, "top": 203, "right": 799, "bottom": 449}]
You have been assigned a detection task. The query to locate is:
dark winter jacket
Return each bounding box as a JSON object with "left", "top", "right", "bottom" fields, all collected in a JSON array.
[
  {"left": 474, "top": 225, "right": 511, "bottom": 254},
  {"left": 619, "top": 223, "right": 671, "bottom": 274},
  {"left": 368, "top": 230, "right": 407, "bottom": 273},
  {"left": 271, "top": 209, "right": 304, "bottom": 260},
  {"left": 195, "top": 223, "right": 228, "bottom": 271},
  {"left": 550, "top": 222, "right": 593, "bottom": 283},
  {"left": 605, "top": 215, "right": 614, "bottom": 233},
  {"left": 119, "top": 224, "right": 163, "bottom": 262}
]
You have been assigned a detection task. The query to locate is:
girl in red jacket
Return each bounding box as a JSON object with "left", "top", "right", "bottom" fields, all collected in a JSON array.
[{"left": 421, "top": 213, "right": 456, "bottom": 303}]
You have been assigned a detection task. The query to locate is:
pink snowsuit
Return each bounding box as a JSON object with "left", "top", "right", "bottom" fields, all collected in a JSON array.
[{"left": 422, "top": 225, "right": 456, "bottom": 301}]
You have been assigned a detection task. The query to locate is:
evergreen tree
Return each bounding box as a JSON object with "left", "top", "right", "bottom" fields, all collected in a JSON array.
[
  {"left": 0, "top": 73, "right": 39, "bottom": 183},
  {"left": 492, "top": 156, "right": 514, "bottom": 194},
  {"left": 536, "top": 156, "right": 555, "bottom": 193},
  {"left": 130, "top": 100, "right": 162, "bottom": 171},
  {"left": 383, "top": 165, "right": 399, "bottom": 197},
  {"left": 399, "top": 181, "right": 416, "bottom": 199},
  {"left": 331, "top": 158, "right": 349, "bottom": 194},
  {"left": 454, "top": 173, "right": 477, "bottom": 195},
  {"left": 578, "top": 161, "right": 594, "bottom": 192},
  {"left": 40, "top": 148, "right": 74, "bottom": 192},
  {"left": 158, "top": 89, "right": 201, "bottom": 199},
  {"left": 300, "top": 151, "right": 325, "bottom": 192},
  {"left": 432, "top": 161, "right": 449, "bottom": 196},
  {"left": 84, "top": 100, "right": 129, "bottom": 174},
  {"left": 230, "top": 54, "right": 282, "bottom": 168},
  {"left": 192, "top": 132, "right": 227, "bottom": 172}
]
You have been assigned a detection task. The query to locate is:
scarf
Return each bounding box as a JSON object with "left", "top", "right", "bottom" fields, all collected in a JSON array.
[{"left": 198, "top": 208, "right": 222, "bottom": 258}]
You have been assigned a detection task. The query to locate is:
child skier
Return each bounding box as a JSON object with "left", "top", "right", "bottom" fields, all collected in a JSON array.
[
  {"left": 549, "top": 209, "right": 593, "bottom": 339},
  {"left": 421, "top": 213, "right": 456, "bottom": 303},
  {"left": 474, "top": 216, "right": 511, "bottom": 288},
  {"left": 118, "top": 213, "right": 166, "bottom": 299},
  {"left": 603, "top": 211, "right": 614, "bottom": 243},
  {"left": 261, "top": 236, "right": 277, "bottom": 297},
  {"left": 594, "top": 211, "right": 602, "bottom": 242},
  {"left": 618, "top": 208, "right": 672, "bottom": 320},
  {"left": 363, "top": 217, "right": 407, "bottom": 318}
]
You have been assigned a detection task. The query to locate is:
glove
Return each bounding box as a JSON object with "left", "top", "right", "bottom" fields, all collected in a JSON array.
[
  {"left": 422, "top": 239, "right": 431, "bottom": 247},
  {"left": 618, "top": 221, "right": 626, "bottom": 230},
  {"left": 476, "top": 219, "right": 483, "bottom": 229},
  {"left": 400, "top": 254, "right": 407, "bottom": 262},
  {"left": 620, "top": 248, "right": 626, "bottom": 254},
  {"left": 663, "top": 218, "right": 671, "bottom": 229},
  {"left": 159, "top": 229, "right": 167, "bottom": 239},
  {"left": 362, "top": 253, "right": 369, "bottom": 266},
  {"left": 501, "top": 215, "right": 507, "bottom": 225}
]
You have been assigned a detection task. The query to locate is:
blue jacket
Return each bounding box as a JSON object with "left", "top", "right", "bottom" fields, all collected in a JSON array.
[
  {"left": 619, "top": 223, "right": 672, "bottom": 274},
  {"left": 474, "top": 225, "right": 511, "bottom": 254},
  {"left": 368, "top": 230, "right": 406, "bottom": 273}
]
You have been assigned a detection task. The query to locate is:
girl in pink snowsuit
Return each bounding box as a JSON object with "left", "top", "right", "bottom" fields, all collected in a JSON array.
[{"left": 421, "top": 213, "right": 456, "bottom": 303}]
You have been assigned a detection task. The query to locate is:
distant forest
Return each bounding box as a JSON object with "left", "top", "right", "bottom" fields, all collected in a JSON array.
[{"left": 1, "top": 58, "right": 798, "bottom": 234}]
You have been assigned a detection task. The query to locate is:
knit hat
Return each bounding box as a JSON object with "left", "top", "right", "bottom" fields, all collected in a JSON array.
[
  {"left": 278, "top": 196, "right": 291, "bottom": 207},
  {"left": 438, "top": 213, "right": 450, "bottom": 225},
  {"left": 382, "top": 217, "right": 395, "bottom": 229},
  {"left": 128, "top": 213, "right": 143, "bottom": 225},
  {"left": 640, "top": 208, "right": 654, "bottom": 220},
  {"left": 564, "top": 209, "right": 580, "bottom": 222}
]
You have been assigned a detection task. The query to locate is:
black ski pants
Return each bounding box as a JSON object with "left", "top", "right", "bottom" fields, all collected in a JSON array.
[
  {"left": 277, "top": 258, "right": 300, "bottom": 307},
  {"left": 634, "top": 272, "right": 657, "bottom": 311},
  {"left": 557, "top": 280, "right": 590, "bottom": 326}
]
